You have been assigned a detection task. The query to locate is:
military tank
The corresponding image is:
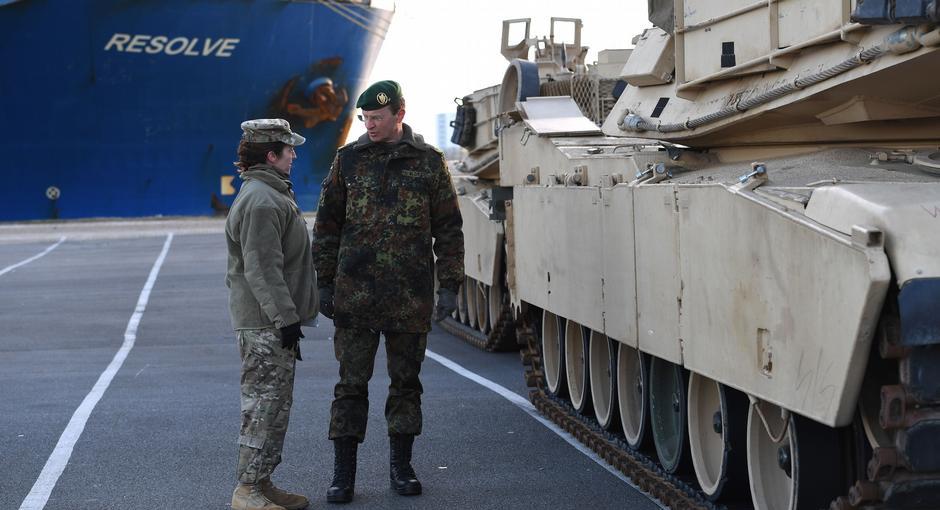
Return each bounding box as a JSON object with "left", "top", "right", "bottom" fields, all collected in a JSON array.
[{"left": 440, "top": 3, "right": 940, "bottom": 509}]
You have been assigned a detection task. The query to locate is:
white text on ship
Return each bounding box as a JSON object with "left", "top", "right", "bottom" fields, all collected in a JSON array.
[{"left": 104, "top": 34, "right": 240, "bottom": 58}]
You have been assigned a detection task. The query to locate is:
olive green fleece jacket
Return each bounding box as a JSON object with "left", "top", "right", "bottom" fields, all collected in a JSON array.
[{"left": 225, "top": 164, "right": 319, "bottom": 330}]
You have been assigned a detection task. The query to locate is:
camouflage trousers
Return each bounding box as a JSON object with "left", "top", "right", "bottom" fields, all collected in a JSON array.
[
  {"left": 329, "top": 327, "right": 427, "bottom": 442},
  {"left": 236, "top": 328, "right": 296, "bottom": 483}
]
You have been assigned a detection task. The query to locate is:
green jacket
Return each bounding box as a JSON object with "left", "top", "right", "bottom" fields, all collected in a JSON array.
[
  {"left": 313, "top": 124, "right": 464, "bottom": 332},
  {"left": 226, "top": 164, "right": 319, "bottom": 330}
]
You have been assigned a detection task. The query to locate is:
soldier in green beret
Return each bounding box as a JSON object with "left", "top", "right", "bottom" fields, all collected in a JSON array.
[
  {"left": 313, "top": 81, "right": 464, "bottom": 503},
  {"left": 226, "top": 119, "right": 318, "bottom": 510}
]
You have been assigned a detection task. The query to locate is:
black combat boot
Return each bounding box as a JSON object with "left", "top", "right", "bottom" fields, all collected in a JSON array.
[
  {"left": 326, "top": 437, "right": 357, "bottom": 503},
  {"left": 389, "top": 434, "right": 422, "bottom": 495}
]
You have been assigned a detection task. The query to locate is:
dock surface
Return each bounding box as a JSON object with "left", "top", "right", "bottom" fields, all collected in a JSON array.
[{"left": 1, "top": 222, "right": 659, "bottom": 510}]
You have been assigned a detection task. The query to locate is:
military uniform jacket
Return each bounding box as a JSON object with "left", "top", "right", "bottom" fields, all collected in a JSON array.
[
  {"left": 226, "top": 164, "right": 319, "bottom": 330},
  {"left": 313, "top": 124, "right": 465, "bottom": 333}
]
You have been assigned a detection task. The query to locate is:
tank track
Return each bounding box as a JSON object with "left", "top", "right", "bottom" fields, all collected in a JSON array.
[
  {"left": 442, "top": 314, "right": 727, "bottom": 509},
  {"left": 516, "top": 324, "right": 728, "bottom": 510},
  {"left": 521, "top": 317, "right": 940, "bottom": 510},
  {"left": 826, "top": 310, "right": 940, "bottom": 510},
  {"left": 439, "top": 305, "right": 518, "bottom": 352},
  {"left": 443, "top": 309, "right": 940, "bottom": 509}
]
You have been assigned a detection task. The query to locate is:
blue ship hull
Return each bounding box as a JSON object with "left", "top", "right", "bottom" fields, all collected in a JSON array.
[{"left": 0, "top": 0, "right": 392, "bottom": 220}]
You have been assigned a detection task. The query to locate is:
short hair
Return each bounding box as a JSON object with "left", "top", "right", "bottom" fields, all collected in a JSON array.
[
  {"left": 234, "top": 140, "right": 288, "bottom": 173},
  {"left": 391, "top": 97, "right": 406, "bottom": 114}
]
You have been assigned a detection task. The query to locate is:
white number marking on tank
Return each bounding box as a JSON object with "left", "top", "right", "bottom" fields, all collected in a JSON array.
[
  {"left": 19, "top": 233, "right": 174, "bottom": 510},
  {"left": 104, "top": 33, "right": 240, "bottom": 58},
  {"left": 0, "top": 236, "right": 66, "bottom": 278},
  {"left": 425, "top": 349, "right": 668, "bottom": 510}
]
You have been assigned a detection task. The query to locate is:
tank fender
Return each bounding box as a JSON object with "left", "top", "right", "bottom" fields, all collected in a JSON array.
[
  {"left": 456, "top": 190, "right": 504, "bottom": 286},
  {"left": 804, "top": 183, "right": 940, "bottom": 287}
]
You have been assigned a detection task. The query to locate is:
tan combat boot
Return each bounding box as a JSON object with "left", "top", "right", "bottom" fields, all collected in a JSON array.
[
  {"left": 231, "top": 483, "right": 286, "bottom": 510},
  {"left": 259, "top": 478, "right": 310, "bottom": 510}
]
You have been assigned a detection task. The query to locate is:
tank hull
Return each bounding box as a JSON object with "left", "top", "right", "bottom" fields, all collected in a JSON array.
[{"left": 443, "top": 9, "right": 940, "bottom": 508}]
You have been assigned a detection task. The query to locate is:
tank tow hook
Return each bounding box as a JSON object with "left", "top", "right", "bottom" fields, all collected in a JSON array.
[
  {"left": 635, "top": 162, "right": 673, "bottom": 185},
  {"left": 736, "top": 162, "right": 768, "bottom": 191}
]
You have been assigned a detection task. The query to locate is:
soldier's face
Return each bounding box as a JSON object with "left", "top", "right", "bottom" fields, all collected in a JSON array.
[
  {"left": 362, "top": 105, "right": 404, "bottom": 143},
  {"left": 267, "top": 145, "right": 296, "bottom": 176}
]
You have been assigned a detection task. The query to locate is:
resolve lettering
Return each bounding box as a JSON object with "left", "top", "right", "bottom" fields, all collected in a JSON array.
[{"left": 104, "top": 33, "right": 240, "bottom": 58}]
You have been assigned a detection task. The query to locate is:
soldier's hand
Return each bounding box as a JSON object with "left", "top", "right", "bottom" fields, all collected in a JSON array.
[
  {"left": 279, "top": 322, "right": 304, "bottom": 360},
  {"left": 433, "top": 288, "right": 457, "bottom": 322},
  {"left": 319, "top": 286, "right": 335, "bottom": 319}
]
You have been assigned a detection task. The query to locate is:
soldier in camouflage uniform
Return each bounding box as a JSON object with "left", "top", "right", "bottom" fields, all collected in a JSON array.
[
  {"left": 226, "top": 119, "right": 319, "bottom": 510},
  {"left": 313, "top": 80, "right": 464, "bottom": 503}
]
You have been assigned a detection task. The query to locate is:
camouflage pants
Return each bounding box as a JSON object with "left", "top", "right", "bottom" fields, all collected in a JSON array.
[
  {"left": 329, "top": 327, "right": 427, "bottom": 442},
  {"left": 236, "top": 328, "right": 296, "bottom": 483}
]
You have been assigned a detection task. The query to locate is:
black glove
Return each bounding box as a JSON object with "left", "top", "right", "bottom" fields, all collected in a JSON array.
[
  {"left": 433, "top": 288, "right": 457, "bottom": 322},
  {"left": 279, "top": 322, "right": 304, "bottom": 360},
  {"left": 319, "top": 286, "right": 335, "bottom": 319}
]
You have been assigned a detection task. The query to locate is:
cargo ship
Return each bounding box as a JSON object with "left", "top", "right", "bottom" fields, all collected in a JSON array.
[{"left": 0, "top": 0, "right": 393, "bottom": 220}]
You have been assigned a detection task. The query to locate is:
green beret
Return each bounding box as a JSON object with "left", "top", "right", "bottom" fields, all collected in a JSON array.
[{"left": 356, "top": 80, "right": 402, "bottom": 111}]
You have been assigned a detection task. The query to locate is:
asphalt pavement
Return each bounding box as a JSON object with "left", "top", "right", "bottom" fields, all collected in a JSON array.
[{"left": 0, "top": 228, "right": 661, "bottom": 510}]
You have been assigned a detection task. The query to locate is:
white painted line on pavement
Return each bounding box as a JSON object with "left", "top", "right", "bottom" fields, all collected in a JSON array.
[
  {"left": 0, "top": 236, "right": 67, "bottom": 277},
  {"left": 19, "top": 233, "right": 175, "bottom": 510},
  {"left": 425, "top": 349, "right": 667, "bottom": 509}
]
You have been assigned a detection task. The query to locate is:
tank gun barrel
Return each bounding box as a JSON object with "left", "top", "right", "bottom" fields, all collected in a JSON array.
[{"left": 619, "top": 24, "right": 939, "bottom": 135}]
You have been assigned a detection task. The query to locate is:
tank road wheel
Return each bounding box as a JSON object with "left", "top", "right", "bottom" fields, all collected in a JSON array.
[
  {"left": 541, "top": 310, "right": 566, "bottom": 397},
  {"left": 589, "top": 331, "right": 619, "bottom": 430},
  {"left": 487, "top": 281, "right": 503, "bottom": 334},
  {"left": 466, "top": 277, "right": 478, "bottom": 329},
  {"left": 475, "top": 282, "right": 490, "bottom": 334},
  {"left": 746, "top": 401, "right": 843, "bottom": 510},
  {"left": 687, "top": 373, "right": 750, "bottom": 502},
  {"left": 565, "top": 320, "right": 592, "bottom": 415},
  {"left": 618, "top": 345, "right": 652, "bottom": 450},
  {"left": 649, "top": 357, "right": 692, "bottom": 474},
  {"left": 457, "top": 280, "right": 468, "bottom": 324}
]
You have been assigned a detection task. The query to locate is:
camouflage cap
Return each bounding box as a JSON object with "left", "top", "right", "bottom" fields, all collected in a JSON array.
[
  {"left": 240, "top": 118, "right": 305, "bottom": 146},
  {"left": 356, "top": 80, "right": 402, "bottom": 111}
]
